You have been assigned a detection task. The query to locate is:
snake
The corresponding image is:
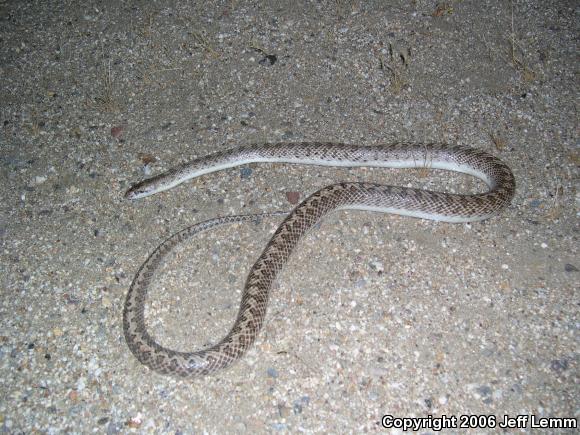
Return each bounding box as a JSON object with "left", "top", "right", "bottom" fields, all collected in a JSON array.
[{"left": 122, "top": 142, "right": 515, "bottom": 377}]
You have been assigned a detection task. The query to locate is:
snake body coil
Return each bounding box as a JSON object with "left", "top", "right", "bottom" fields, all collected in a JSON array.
[{"left": 123, "top": 142, "right": 515, "bottom": 377}]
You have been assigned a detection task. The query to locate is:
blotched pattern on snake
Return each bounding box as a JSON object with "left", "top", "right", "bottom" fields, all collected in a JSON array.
[{"left": 123, "top": 142, "right": 515, "bottom": 377}]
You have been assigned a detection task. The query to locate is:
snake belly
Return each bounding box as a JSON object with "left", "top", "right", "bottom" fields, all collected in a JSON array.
[{"left": 123, "top": 142, "right": 515, "bottom": 377}]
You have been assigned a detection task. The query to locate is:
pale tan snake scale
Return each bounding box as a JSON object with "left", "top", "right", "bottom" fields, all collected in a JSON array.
[{"left": 123, "top": 142, "right": 515, "bottom": 377}]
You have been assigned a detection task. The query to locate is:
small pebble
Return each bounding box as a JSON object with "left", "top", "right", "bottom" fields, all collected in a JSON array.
[
  {"left": 293, "top": 402, "right": 303, "bottom": 414},
  {"left": 126, "top": 414, "right": 142, "bottom": 429},
  {"left": 355, "top": 278, "right": 367, "bottom": 288},
  {"left": 240, "top": 167, "right": 252, "bottom": 179},
  {"left": 285, "top": 191, "right": 300, "bottom": 204},
  {"left": 277, "top": 404, "right": 290, "bottom": 418},
  {"left": 370, "top": 260, "right": 384, "bottom": 273},
  {"left": 476, "top": 385, "right": 492, "bottom": 397},
  {"left": 550, "top": 359, "right": 569, "bottom": 373},
  {"left": 111, "top": 126, "right": 124, "bottom": 138},
  {"left": 258, "top": 54, "right": 277, "bottom": 66},
  {"left": 33, "top": 175, "right": 47, "bottom": 185}
]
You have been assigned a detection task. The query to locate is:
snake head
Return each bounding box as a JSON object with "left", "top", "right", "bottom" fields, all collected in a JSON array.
[
  {"left": 124, "top": 181, "right": 154, "bottom": 200},
  {"left": 125, "top": 172, "right": 175, "bottom": 200}
]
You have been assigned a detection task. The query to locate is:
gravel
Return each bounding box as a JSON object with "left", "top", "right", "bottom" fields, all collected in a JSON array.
[{"left": 0, "top": 0, "right": 577, "bottom": 433}]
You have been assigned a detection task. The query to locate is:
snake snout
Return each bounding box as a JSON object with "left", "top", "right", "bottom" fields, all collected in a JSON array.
[
  {"left": 124, "top": 183, "right": 148, "bottom": 200},
  {"left": 124, "top": 187, "right": 138, "bottom": 200}
]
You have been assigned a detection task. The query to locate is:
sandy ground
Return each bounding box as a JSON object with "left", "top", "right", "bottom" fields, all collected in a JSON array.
[{"left": 0, "top": 0, "right": 578, "bottom": 433}]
